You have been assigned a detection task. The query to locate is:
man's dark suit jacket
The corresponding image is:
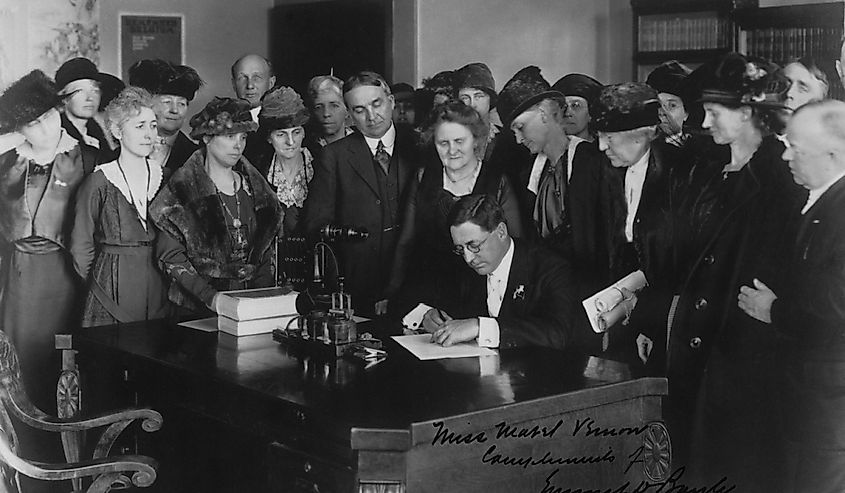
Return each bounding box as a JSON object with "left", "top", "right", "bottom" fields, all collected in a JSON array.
[
  {"left": 439, "top": 239, "right": 584, "bottom": 351},
  {"left": 302, "top": 129, "right": 416, "bottom": 315},
  {"left": 771, "top": 175, "right": 845, "bottom": 477}
]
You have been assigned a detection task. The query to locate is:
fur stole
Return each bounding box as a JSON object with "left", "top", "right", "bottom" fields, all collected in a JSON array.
[{"left": 150, "top": 148, "right": 283, "bottom": 281}]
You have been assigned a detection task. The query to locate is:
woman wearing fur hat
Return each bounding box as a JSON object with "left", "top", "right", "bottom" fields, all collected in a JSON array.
[
  {"left": 128, "top": 59, "right": 204, "bottom": 182},
  {"left": 656, "top": 54, "right": 804, "bottom": 490},
  {"left": 256, "top": 86, "right": 313, "bottom": 234},
  {"left": 56, "top": 57, "right": 117, "bottom": 168},
  {"left": 150, "top": 97, "right": 283, "bottom": 316},
  {"left": 71, "top": 87, "right": 171, "bottom": 327},
  {"left": 386, "top": 100, "right": 523, "bottom": 314},
  {"left": 0, "top": 69, "right": 93, "bottom": 410}
]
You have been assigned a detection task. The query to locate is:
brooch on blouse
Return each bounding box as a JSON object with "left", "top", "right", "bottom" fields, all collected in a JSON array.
[{"left": 513, "top": 285, "right": 526, "bottom": 300}]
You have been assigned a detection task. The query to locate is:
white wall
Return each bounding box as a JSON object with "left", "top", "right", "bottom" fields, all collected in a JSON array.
[
  {"left": 99, "top": 0, "right": 274, "bottom": 115},
  {"left": 414, "top": 0, "right": 633, "bottom": 89}
]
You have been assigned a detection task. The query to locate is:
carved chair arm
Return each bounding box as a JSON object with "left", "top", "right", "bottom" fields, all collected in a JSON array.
[
  {"left": 7, "top": 396, "right": 162, "bottom": 435},
  {"left": 0, "top": 431, "right": 157, "bottom": 490}
]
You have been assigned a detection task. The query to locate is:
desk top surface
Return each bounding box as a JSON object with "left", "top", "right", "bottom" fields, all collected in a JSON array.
[{"left": 72, "top": 319, "right": 666, "bottom": 436}]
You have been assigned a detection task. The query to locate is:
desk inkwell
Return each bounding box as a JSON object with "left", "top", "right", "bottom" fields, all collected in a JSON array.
[{"left": 272, "top": 225, "right": 383, "bottom": 362}]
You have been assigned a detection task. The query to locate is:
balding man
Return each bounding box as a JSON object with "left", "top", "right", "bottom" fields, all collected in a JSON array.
[
  {"left": 739, "top": 100, "right": 845, "bottom": 493},
  {"left": 231, "top": 54, "right": 276, "bottom": 164}
]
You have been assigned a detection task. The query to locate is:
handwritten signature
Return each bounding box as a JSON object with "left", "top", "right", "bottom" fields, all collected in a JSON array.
[{"left": 541, "top": 467, "right": 736, "bottom": 493}]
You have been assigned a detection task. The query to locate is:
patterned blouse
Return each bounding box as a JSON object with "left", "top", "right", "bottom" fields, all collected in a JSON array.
[{"left": 267, "top": 148, "right": 314, "bottom": 208}]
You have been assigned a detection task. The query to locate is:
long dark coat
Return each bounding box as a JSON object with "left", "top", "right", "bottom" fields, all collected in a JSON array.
[{"left": 302, "top": 131, "right": 417, "bottom": 315}]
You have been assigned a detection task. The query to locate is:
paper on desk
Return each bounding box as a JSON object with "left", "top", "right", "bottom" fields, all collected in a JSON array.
[
  {"left": 392, "top": 334, "right": 497, "bottom": 360},
  {"left": 178, "top": 317, "right": 218, "bottom": 332}
]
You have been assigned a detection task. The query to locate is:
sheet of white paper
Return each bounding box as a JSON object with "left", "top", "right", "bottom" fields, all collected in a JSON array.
[
  {"left": 178, "top": 317, "right": 219, "bottom": 332},
  {"left": 391, "top": 334, "right": 497, "bottom": 360}
]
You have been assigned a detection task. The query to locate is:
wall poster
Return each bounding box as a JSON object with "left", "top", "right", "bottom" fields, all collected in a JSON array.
[{"left": 119, "top": 13, "right": 183, "bottom": 81}]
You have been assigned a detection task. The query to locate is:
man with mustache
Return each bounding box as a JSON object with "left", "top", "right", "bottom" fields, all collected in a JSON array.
[{"left": 303, "top": 71, "right": 417, "bottom": 317}]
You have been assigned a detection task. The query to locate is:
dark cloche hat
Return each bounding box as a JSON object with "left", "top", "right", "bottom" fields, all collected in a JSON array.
[
  {"left": 455, "top": 62, "right": 497, "bottom": 106},
  {"left": 593, "top": 82, "right": 660, "bottom": 133},
  {"left": 390, "top": 82, "right": 415, "bottom": 102},
  {"left": 190, "top": 97, "right": 258, "bottom": 140},
  {"left": 0, "top": 70, "right": 61, "bottom": 134},
  {"left": 55, "top": 57, "right": 105, "bottom": 90},
  {"left": 497, "top": 66, "right": 563, "bottom": 127},
  {"left": 698, "top": 52, "right": 788, "bottom": 109},
  {"left": 646, "top": 60, "right": 692, "bottom": 97},
  {"left": 97, "top": 73, "right": 126, "bottom": 112},
  {"left": 259, "top": 86, "right": 310, "bottom": 133},
  {"left": 551, "top": 73, "right": 603, "bottom": 113},
  {"left": 422, "top": 70, "right": 456, "bottom": 97},
  {"left": 128, "top": 59, "right": 204, "bottom": 101}
]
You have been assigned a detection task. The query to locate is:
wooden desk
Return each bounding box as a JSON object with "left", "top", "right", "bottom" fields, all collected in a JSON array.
[{"left": 67, "top": 320, "right": 668, "bottom": 493}]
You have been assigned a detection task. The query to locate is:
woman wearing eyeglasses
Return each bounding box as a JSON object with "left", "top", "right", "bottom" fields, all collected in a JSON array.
[{"left": 385, "top": 100, "right": 523, "bottom": 315}]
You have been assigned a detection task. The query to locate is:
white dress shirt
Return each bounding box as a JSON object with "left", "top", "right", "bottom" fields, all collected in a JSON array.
[
  {"left": 363, "top": 123, "right": 396, "bottom": 157},
  {"left": 478, "top": 238, "right": 515, "bottom": 347},
  {"left": 624, "top": 149, "right": 651, "bottom": 242},
  {"left": 250, "top": 106, "right": 261, "bottom": 123},
  {"left": 802, "top": 170, "right": 845, "bottom": 214}
]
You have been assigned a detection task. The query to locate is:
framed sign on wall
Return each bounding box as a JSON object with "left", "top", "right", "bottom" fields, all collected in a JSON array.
[{"left": 119, "top": 13, "right": 184, "bottom": 81}]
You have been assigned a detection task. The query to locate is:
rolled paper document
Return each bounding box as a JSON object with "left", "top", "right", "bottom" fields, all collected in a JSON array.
[
  {"left": 597, "top": 296, "right": 638, "bottom": 332},
  {"left": 594, "top": 271, "right": 647, "bottom": 312}
]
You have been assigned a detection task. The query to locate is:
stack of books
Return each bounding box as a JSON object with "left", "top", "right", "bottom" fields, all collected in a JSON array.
[{"left": 216, "top": 287, "right": 299, "bottom": 336}]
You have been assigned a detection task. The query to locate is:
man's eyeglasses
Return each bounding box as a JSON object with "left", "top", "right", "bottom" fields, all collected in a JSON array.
[{"left": 452, "top": 231, "right": 493, "bottom": 256}]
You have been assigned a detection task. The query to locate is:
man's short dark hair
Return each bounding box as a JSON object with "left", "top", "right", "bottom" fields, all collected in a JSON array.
[
  {"left": 343, "top": 71, "right": 391, "bottom": 96},
  {"left": 448, "top": 194, "right": 505, "bottom": 232}
]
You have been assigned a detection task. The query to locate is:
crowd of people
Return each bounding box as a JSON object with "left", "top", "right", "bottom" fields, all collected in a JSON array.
[{"left": 0, "top": 41, "right": 843, "bottom": 492}]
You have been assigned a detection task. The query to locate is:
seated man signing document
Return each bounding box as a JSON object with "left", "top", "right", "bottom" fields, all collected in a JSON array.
[{"left": 416, "top": 194, "right": 578, "bottom": 350}]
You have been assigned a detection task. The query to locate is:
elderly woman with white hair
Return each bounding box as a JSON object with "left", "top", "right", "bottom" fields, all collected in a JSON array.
[{"left": 306, "top": 74, "right": 353, "bottom": 151}]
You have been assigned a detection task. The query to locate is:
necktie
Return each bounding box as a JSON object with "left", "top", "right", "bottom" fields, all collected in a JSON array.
[
  {"left": 533, "top": 155, "right": 568, "bottom": 239},
  {"left": 374, "top": 140, "right": 390, "bottom": 175}
]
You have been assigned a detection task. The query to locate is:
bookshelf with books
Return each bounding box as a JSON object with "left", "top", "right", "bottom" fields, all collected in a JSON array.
[
  {"left": 735, "top": 2, "right": 844, "bottom": 99},
  {"left": 632, "top": 0, "right": 756, "bottom": 81}
]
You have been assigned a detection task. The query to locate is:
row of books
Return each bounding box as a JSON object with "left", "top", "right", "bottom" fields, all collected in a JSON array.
[
  {"left": 744, "top": 27, "right": 842, "bottom": 65},
  {"left": 638, "top": 13, "right": 733, "bottom": 52}
]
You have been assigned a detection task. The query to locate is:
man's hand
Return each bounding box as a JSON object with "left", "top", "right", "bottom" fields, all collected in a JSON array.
[
  {"left": 738, "top": 278, "right": 777, "bottom": 324},
  {"left": 431, "top": 318, "right": 480, "bottom": 347},
  {"left": 636, "top": 333, "right": 654, "bottom": 364},
  {"left": 422, "top": 308, "right": 452, "bottom": 332},
  {"left": 374, "top": 299, "right": 389, "bottom": 316}
]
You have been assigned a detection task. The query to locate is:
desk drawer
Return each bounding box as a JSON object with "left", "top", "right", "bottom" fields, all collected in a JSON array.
[{"left": 268, "top": 442, "right": 355, "bottom": 493}]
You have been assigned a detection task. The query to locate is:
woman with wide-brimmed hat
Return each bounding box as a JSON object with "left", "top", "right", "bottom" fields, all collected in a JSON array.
[
  {"left": 256, "top": 86, "right": 313, "bottom": 234},
  {"left": 0, "top": 70, "right": 93, "bottom": 410},
  {"left": 664, "top": 53, "right": 805, "bottom": 490},
  {"left": 150, "top": 97, "right": 283, "bottom": 317},
  {"left": 71, "top": 86, "right": 171, "bottom": 327}
]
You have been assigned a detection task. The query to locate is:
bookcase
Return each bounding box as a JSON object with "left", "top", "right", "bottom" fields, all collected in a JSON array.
[
  {"left": 632, "top": 0, "right": 844, "bottom": 98},
  {"left": 736, "top": 2, "right": 844, "bottom": 98},
  {"left": 632, "top": 0, "right": 755, "bottom": 81}
]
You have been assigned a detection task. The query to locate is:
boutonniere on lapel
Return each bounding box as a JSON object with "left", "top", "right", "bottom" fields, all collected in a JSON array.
[{"left": 513, "top": 285, "right": 526, "bottom": 300}]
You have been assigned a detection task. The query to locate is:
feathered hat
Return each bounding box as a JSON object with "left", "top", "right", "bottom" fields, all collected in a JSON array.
[
  {"left": 592, "top": 82, "right": 660, "bottom": 132},
  {"left": 0, "top": 70, "right": 61, "bottom": 134},
  {"left": 258, "top": 86, "right": 310, "bottom": 133},
  {"left": 128, "top": 59, "right": 204, "bottom": 101},
  {"left": 189, "top": 97, "right": 257, "bottom": 139},
  {"left": 698, "top": 53, "right": 788, "bottom": 109}
]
